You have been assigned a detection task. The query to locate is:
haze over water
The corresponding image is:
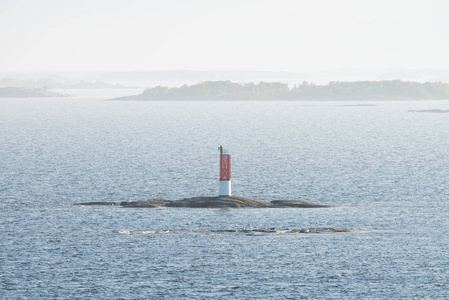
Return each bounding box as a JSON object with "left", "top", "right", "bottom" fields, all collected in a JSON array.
[{"left": 1, "top": 92, "right": 449, "bottom": 298}]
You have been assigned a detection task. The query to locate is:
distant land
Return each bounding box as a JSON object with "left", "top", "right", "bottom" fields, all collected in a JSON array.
[
  {"left": 0, "top": 87, "right": 67, "bottom": 98},
  {"left": 99, "top": 70, "right": 308, "bottom": 82},
  {"left": 112, "top": 80, "right": 449, "bottom": 101},
  {"left": 0, "top": 78, "right": 138, "bottom": 89},
  {"left": 0, "top": 70, "right": 308, "bottom": 83},
  {"left": 4, "top": 69, "right": 449, "bottom": 87}
]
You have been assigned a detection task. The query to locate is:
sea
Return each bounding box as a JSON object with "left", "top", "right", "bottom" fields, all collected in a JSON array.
[{"left": 1, "top": 90, "right": 449, "bottom": 299}]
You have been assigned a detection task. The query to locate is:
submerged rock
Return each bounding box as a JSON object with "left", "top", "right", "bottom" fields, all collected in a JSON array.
[
  {"left": 113, "top": 230, "right": 171, "bottom": 235},
  {"left": 408, "top": 109, "right": 449, "bottom": 113},
  {"left": 271, "top": 200, "right": 332, "bottom": 208},
  {"left": 74, "top": 196, "right": 333, "bottom": 209},
  {"left": 74, "top": 201, "right": 122, "bottom": 206},
  {"left": 112, "top": 228, "right": 355, "bottom": 235},
  {"left": 208, "top": 227, "right": 354, "bottom": 234}
]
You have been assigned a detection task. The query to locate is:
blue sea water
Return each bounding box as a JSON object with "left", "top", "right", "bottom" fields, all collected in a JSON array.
[{"left": 1, "top": 94, "right": 449, "bottom": 299}]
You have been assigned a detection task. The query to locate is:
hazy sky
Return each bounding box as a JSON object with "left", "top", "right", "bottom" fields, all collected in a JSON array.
[{"left": 1, "top": 0, "right": 448, "bottom": 72}]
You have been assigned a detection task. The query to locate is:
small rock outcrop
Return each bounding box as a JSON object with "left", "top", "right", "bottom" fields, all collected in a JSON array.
[{"left": 74, "top": 196, "right": 333, "bottom": 209}]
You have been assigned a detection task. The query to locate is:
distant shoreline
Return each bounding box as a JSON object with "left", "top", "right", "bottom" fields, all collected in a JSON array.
[
  {"left": 111, "top": 80, "right": 449, "bottom": 101},
  {"left": 0, "top": 87, "right": 68, "bottom": 98},
  {"left": 0, "top": 78, "right": 139, "bottom": 90}
]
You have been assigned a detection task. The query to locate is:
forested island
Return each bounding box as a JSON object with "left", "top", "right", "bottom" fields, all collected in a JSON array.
[
  {"left": 0, "top": 87, "right": 67, "bottom": 98},
  {"left": 113, "top": 80, "right": 449, "bottom": 101}
]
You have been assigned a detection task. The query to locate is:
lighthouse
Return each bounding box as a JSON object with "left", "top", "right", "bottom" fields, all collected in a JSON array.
[{"left": 218, "top": 145, "right": 231, "bottom": 196}]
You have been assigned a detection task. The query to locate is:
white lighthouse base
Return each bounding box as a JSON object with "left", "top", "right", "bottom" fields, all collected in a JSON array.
[{"left": 219, "top": 180, "right": 231, "bottom": 196}]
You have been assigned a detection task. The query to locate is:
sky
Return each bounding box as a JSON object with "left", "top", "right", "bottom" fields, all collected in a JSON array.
[{"left": 1, "top": 0, "right": 449, "bottom": 73}]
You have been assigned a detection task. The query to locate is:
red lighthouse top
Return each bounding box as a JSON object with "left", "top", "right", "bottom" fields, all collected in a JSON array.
[{"left": 218, "top": 145, "right": 231, "bottom": 180}]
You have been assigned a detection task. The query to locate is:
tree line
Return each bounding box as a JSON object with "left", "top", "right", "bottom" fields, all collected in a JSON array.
[{"left": 131, "top": 80, "right": 449, "bottom": 100}]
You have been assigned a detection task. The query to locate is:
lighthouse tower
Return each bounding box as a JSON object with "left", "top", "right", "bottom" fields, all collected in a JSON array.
[{"left": 218, "top": 145, "right": 231, "bottom": 196}]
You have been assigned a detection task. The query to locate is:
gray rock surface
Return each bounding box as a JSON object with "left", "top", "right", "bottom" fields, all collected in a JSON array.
[{"left": 74, "top": 196, "right": 333, "bottom": 208}]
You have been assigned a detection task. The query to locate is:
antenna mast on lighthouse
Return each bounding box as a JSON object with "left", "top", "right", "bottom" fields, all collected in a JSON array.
[{"left": 218, "top": 145, "right": 231, "bottom": 196}]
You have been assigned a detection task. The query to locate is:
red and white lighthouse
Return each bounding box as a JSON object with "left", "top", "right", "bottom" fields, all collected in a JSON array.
[{"left": 218, "top": 145, "right": 231, "bottom": 196}]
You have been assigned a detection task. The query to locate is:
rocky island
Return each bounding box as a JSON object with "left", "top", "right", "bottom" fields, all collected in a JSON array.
[
  {"left": 77, "top": 197, "right": 354, "bottom": 234},
  {"left": 74, "top": 196, "right": 332, "bottom": 208}
]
